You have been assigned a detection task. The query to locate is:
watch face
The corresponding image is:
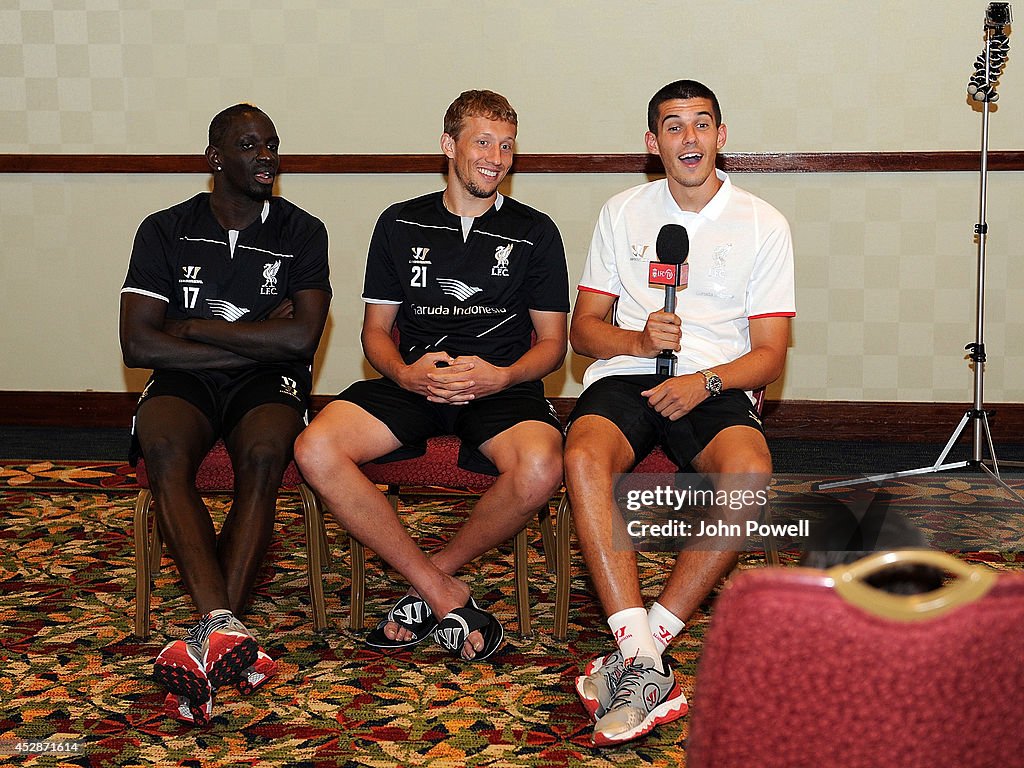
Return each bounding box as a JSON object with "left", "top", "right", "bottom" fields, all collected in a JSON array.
[{"left": 703, "top": 370, "right": 722, "bottom": 395}]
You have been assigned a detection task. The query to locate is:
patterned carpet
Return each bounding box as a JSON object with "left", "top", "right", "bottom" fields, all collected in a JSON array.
[{"left": 1, "top": 461, "right": 1023, "bottom": 767}]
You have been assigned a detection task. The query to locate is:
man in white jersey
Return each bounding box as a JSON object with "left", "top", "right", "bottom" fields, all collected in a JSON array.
[
  {"left": 295, "top": 90, "right": 569, "bottom": 664},
  {"left": 565, "top": 80, "right": 795, "bottom": 746}
]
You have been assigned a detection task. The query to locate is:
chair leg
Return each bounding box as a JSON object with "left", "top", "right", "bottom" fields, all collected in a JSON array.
[
  {"left": 349, "top": 536, "right": 365, "bottom": 631},
  {"left": 149, "top": 513, "right": 163, "bottom": 573},
  {"left": 553, "top": 492, "right": 571, "bottom": 640},
  {"left": 385, "top": 485, "right": 400, "bottom": 516},
  {"left": 318, "top": 512, "right": 331, "bottom": 567},
  {"left": 761, "top": 502, "right": 781, "bottom": 567},
  {"left": 299, "top": 483, "right": 329, "bottom": 632},
  {"left": 134, "top": 490, "right": 154, "bottom": 640},
  {"left": 513, "top": 527, "right": 532, "bottom": 638},
  {"left": 538, "top": 502, "right": 557, "bottom": 575}
]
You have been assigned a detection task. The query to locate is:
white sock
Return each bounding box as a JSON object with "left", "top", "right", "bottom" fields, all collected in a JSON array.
[
  {"left": 608, "top": 607, "right": 660, "bottom": 662},
  {"left": 648, "top": 601, "right": 685, "bottom": 655}
]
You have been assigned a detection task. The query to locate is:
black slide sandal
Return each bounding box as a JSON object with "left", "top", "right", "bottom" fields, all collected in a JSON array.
[
  {"left": 434, "top": 598, "right": 505, "bottom": 662},
  {"left": 365, "top": 594, "right": 438, "bottom": 649}
]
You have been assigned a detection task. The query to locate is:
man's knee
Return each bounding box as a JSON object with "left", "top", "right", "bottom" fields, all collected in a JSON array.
[
  {"left": 293, "top": 420, "right": 353, "bottom": 494},
  {"left": 484, "top": 421, "right": 562, "bottom": 509},
  {"left": 697, "top": 428, "right": 772, "bottom": 480},
  {"left": 293, "top": 419, "right": 326, "bottom": 474},
  {"left": 231, "top": 435, "right": 291, "bottom": 489},
  {"left": 719, "top": 450, "right": 770, "bottom": 481},
  {"left": 514, "top": 443, "right": 564, "bottom": 504},
  {"left": 564, "top": 438, "right": 602, "bottom": 479},
  {"left": 294, "top": 401, "right": 393, "bottom": 482},
  {"left": 139, "top": 434, "right": 204, "bottom": 487},
  {"left": 495, "top": 433, "right": 563, "bottom": 510},
  {"left": 563, "top": 419, "right": 631, "bottom": 491}
]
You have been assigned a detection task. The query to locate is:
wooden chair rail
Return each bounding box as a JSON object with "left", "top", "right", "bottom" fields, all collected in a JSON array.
[{"left": 3, "top": 151, "right": 1024, "bottom": 175}]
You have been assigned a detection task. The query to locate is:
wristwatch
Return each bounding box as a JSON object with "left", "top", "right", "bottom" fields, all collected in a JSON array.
[{"left": 699, "top": 369, "right": 723, "bottom": 397}]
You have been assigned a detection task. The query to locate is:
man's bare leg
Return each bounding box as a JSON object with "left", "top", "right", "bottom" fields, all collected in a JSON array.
[
  {"left": 430, "top": 421, "right": 563, "bottom": 576},
  {"left": 382, "top": 420, "right": 563, "bottom": 645},
  {"left": 295, "top": 400, "right": 486, "bottom": 658},
  {"left": 220, "top": 403, "right": 304, "bottom": 615},
  {"left": 656, "top": 425, "right": 772, "bottom": 621},
  {"left": 135, "top": 396, "right": 227, "bottom": 614},
  {"left": 563, "top": 415, "right": 641, "bottom": 617}
]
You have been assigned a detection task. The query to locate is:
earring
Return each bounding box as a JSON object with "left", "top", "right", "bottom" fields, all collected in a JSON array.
[{"left": 215, "top": 166, "right": 222, "bottom": 171}]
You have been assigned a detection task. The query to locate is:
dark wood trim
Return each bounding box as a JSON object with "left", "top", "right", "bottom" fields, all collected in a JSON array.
[
  {"left": 3, "top": 391, "right": 1023, "bottom": 444},
  {"left": 755, "top": 399, "right": 1024, "bottom": 443},
  {"left": 3, "top": 151, "right": 1024, "bottom": 175},
  {"left": 0, "top": 391, "right": 141, "bottom": 427}
]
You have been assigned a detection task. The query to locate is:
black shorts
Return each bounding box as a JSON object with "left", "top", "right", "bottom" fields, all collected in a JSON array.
[
  {"left": 337, "top": 377, "right": 562, "bottom": 475},
  {"left": 567, "top": 374, "right": 764, "bottom": 469},
  {"left": 129, "top": 365, "right": 310, "bottom": 464}
]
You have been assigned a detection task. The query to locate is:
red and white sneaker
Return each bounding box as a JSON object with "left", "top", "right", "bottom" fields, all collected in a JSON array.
[
  {"left": 592, "top": 655, "right": 688, "bottom": 747},
  {"left": 163, "top": 691, "right": 214, "bottom": 727},
  {"left": 153, "top": 637, "right": 211, "bottom": 714},
  {"left": 153, "top": 609, "right": 256, "bottom": 715},
  {"left": 236, "top": 647, "right": 278, "bottom": 695},
  {"left": 197, "top": 609, "right": 259, "bottom": 690}
]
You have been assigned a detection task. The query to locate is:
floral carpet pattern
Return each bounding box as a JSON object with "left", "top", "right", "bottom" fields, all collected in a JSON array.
[{"left": 1, "top": 461, "right": 1023, "bottom": 767}]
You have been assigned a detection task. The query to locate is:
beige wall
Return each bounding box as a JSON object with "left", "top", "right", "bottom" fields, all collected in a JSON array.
[{"left": 3, "top": 1, "right": 1023, "bottom": 401}]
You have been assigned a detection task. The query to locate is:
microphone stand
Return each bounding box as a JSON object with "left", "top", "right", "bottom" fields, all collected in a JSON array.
[{"left": 819, "top": 5, "right": 1024, "bottom": 503}]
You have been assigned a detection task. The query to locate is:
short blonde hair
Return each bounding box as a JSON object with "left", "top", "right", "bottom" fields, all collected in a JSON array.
[{"left": 443, "top": 90, "right": 518, "bottom": 139}]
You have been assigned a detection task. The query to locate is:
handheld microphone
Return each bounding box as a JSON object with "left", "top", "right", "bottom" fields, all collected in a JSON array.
[{"left": 648, "top": 224, "right": 689, "bottom": 376}]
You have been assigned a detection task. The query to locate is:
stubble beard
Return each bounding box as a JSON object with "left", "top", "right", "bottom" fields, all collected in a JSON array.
[{"left": 455, "top": 165, "right": 499, "bottom": 199}]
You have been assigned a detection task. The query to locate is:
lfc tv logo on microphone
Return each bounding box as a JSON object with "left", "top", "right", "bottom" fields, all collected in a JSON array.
[
  {"left": 649, "top": 262, "right": 688, "bottom": 287},
  {"left": 648, "top": 263, "right": 678, "bottom": 286}
]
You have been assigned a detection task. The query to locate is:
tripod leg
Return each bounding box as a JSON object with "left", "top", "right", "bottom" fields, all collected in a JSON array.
[
  {"left": 982, "top": 410, "right": 1000, "bottom": 474},
  {"left": 815, "top": 411, "right": 972, "bottom": 491},
  {"left": 933, "top": 411, "right": 972, "bottom": 467},
  {"left": 978, "top": 462, "right": 1024, "bottom": 504}
]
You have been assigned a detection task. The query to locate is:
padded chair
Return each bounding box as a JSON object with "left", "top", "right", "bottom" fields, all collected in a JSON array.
[
  {"left": 552, "top": 389, "right": 774, "bottom": 639},
  {"left": 304, "top": 434, "right": 559, "bottom": 638},
  {"left": 133, "top": 440, "right": 327, "bottom": 638},
  {"left": 687, "top": 551, "right": 1024, "bottom": 767}
]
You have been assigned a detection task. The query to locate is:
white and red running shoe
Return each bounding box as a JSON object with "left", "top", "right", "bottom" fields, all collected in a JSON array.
[
  {"left": 153, "top": 609, "right": 257, "bottom": 721},
  {"left": 591, "top": 655, "right": 688, "bottom": 747},
  {"left": 575, "top": 648, "right": 626, "bottom": 721}
]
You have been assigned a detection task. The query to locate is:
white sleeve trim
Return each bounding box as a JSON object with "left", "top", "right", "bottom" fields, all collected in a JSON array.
[
  {"left": 363, "top": 296, "right": 403, "bottom": 305},
  {"left": 121, "top": 287, "right": 169, "bottom": 302}
]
